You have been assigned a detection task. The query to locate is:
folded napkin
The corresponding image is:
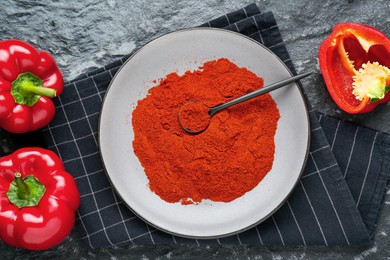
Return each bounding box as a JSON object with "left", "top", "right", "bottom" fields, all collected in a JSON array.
[{"left": 40, "top": 3, "right": 390, "bottom": 248}]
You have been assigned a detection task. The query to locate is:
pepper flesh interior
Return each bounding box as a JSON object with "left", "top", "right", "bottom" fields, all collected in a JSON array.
[{"left": 352, "top": 61, "right": 390, "bottom": 101}]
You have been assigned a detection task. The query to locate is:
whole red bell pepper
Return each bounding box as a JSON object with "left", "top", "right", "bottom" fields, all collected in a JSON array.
[
  {"left": 0, "top": 40, "right": 64, "bottom": 133},
  {"left": 0, "top": 148, "right": 80, "bottom": 250},
  {"left": 319, "top": 22, "right": 390, "bottom": 114}
]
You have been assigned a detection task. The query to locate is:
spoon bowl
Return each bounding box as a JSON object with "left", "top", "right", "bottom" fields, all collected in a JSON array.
[{"left": 178, "top": 101, "right": 211, "bottom": 134}]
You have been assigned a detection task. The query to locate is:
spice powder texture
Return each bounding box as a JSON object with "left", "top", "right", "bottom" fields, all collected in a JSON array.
[{"left": 132, "top": 58, "right": 280, "bottom": 205}]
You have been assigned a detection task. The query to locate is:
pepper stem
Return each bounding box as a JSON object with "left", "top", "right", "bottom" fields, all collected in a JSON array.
[
  {"left": 11, "top": 72, "right": 56, "bottom": 106},
  {"left": 14, "top": 172, "right": 31, "bottom": 200},
  {"left": 19, "top": 80, "right": 56, "bottom": 98},
  {"left": 6, "top": 172, "right": 46, "bottom": 208}
]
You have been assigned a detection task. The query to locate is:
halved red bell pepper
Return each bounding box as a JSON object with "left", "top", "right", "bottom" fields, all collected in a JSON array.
[
  {"left": 0, "top": 40, "right": 64, "bottom": 133},
  {"left": 319, "top": 22, "right": 390, "bottom": 114},
  {"left": 0, "top": 148, "right": 80, "bottom": 250}
]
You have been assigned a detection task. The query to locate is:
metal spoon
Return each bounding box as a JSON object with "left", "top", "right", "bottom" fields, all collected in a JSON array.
[{"left": 178, "top": 71, "right": 312, "bottom": 134}]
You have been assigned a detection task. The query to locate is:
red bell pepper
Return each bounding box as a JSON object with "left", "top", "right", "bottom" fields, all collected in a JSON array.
[
  {"left": 319, "top": 22, "right": 390, "bottom": 114},
  {"left": 0, "top": 40, "right": 64, "bottom": 133},
  {"left": 0, "top": 148, "right": 80, "bottom": 250}
]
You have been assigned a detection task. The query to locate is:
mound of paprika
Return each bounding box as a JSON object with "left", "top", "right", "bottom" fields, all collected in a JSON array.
[
  {"left": 319, "top": 22, "right": 390, "bottom": 114},
  {"left": 132, "top": 58, "right": 280, "bottom": 205}
]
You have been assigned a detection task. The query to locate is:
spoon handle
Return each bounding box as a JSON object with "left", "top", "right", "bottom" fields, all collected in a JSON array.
[{"left": 209, "top": 71, "right": 312, "bottom": 117}]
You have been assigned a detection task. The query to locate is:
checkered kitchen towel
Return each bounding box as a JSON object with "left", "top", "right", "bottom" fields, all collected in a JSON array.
[{"left": 40, "top": 3, "right": 390, "bottom": 248}]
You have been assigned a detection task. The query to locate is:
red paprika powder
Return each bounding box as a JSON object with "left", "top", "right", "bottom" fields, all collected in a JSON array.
[{"left": 132, "top": 58, "right": 280, "bottom": 204}]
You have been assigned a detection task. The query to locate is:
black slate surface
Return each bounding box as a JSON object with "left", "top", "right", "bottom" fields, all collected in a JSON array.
[{"left": 1, "top": 0, "right": 389, "bottom": 259}]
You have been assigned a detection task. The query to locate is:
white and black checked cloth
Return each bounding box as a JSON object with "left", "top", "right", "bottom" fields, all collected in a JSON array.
[{"left": 39, "top": 4, "right": 390, "bottom": 248}]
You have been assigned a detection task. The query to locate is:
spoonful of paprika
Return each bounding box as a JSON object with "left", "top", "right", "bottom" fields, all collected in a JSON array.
[{"left": 178, "top": 71, "right": 312, "bottom": 134}]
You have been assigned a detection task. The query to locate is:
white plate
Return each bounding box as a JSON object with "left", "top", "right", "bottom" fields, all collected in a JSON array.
[{"left": 99, "top": 28, "right": 310, "bottom": 238}]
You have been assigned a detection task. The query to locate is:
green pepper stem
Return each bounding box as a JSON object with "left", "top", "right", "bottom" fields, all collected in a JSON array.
[
  {"left": 19, "top": 80, "right": 56, "bottom": 98},
  {"left": 14, "top": 172, "right": 31, "bottom": 200},
  {"left": 7, "top": 173, "right": 46, "bottom": 208},
  {"left": 11, "top": 72, "right": 57, "bottom": 106}
]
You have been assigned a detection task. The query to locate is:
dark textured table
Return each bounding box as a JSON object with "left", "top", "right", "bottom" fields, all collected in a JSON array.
[{"left": 1, "top": 0, "right": 389, "bottom": 259}]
